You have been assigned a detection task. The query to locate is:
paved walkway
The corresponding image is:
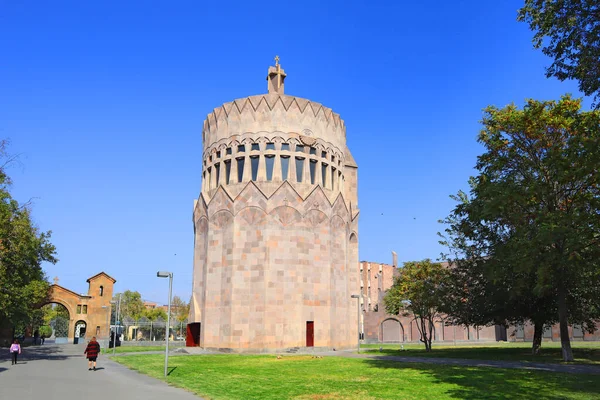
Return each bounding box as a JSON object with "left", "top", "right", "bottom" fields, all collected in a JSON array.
[
  {"left": 0, "top": 344, "right": 202, "bottom": 400},
  {"left": 331, "top": 351, "right": 600, "bottom": 375}
]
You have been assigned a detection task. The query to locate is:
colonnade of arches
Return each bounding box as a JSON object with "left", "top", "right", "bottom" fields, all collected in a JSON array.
[{"left": 202, "top": 137, "right": 346, "bottom": 193}]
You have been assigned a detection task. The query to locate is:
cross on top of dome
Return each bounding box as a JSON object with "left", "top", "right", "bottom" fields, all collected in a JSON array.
[{"left": 267, "top": 55, "right": 286, "bottom": 95}]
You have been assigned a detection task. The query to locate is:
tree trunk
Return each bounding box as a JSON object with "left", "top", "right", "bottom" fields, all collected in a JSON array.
[
  {"left": 427, "top": 316, "right": 434, "bottom": 352},
  {"left": 416, "top": 316, "right": 431, "bottom": 352},
  {"left": 557, "top": 285, "right": 574, "bottom": 362},
  {"left": 532, "top": 321, "right": 543, "bottom": 355}
]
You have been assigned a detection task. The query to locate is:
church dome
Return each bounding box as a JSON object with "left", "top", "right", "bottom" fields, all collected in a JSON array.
[{"left": 200, "top": 59, "right": 354, "bottom": 201}]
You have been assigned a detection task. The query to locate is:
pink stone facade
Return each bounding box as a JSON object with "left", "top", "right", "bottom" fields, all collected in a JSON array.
[
  {"left": 360, "top": 261, "right": 600, "bottom": 343},
  {"left": 189, "top": 62, "right": 359, "bottom": 352}
]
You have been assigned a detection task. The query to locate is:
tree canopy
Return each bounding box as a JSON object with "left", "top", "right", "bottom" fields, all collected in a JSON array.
[
  {"left": 0, "top": 140, "right": 57, "bottom": 336},
  {"left": 143, "top": 307, "right": 168, "bottom": 321},
  {"left": 383, "top": 259, "right": 450, "bottom": 351},
  {"left": 519, "top": 0, "right": 600, "bottom": 108},
  {"left": 171, "top": 295, "right": 190, "bottom": 323},
  {"left": 114, "top": 290, "right": 145, "bottom": 321},
  {"left": 440, "top": 96, "right": 600, "bottom": 361}
]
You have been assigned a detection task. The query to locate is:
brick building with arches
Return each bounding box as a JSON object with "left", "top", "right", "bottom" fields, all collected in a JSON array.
[
  {"left": 360, "top": 260, "right": 600, "bottom": 344},
  {"left": 44, "top": 272, "right": 115, "bottom": 343}
]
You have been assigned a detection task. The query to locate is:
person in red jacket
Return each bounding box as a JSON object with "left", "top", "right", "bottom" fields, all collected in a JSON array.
[{"left": 84, "top": 336, "right": 101, "bottom": 371}]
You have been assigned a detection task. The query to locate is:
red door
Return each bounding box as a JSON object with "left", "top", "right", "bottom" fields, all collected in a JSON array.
[
  {"left": 306, "top": 321, "right": 314, "bottom": 347},
  {"left": 186, "top": 323, "right": 200, "bottom": 347}
]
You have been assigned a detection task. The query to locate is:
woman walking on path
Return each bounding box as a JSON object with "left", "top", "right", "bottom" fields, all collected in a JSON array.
[
  {"left": 10, "top": 339, "right": 21, "bottom": 365},
  {"left": 84, "top": 336, "right": 101, "bottom": 371}
]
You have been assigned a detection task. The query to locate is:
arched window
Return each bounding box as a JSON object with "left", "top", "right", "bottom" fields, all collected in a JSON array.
[{"left": 99, "top": 285, "right": 104, "bottom": 297}]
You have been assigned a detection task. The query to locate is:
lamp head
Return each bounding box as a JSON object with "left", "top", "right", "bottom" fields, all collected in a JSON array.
[
  {"left": 351, "top": 294, "right": 360, "bottom": 299},
  {"left": 157, "top": 271, "right": 172, "bottom": 278}
]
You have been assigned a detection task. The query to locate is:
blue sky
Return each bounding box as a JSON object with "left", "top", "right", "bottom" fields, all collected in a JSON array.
[{"left": 0, "top": 1, "right": 591, "bottom": 304}]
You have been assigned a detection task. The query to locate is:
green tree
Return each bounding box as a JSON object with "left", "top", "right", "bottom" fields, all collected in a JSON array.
[
  {"left": 0, "top": 140, "right": 57, "bottom": 336},
  {"left": 440, "top": 191, "right": 560, "bottom": 355},
  {"left": 383, "top": 259, "right": 451, "bottom": 352},
  {"left": 518, "top": 1, "right": 600, "bottom": 108},
  {"left": 439, "top": 252, "right": 559, "bottom": 354},
  {"left": 440, "top": 96, "right": 600, "bottom": 361},
  {"left": 171, "top": 295, "right": 190, "bottom": 323},
  {"left": 113, "top": 290, "right": 145, "bottom": 321},
  {"left": 143, "top": 307, "right": 167, "bottom": 321},
  {"left": 38, "top": 325, "right": 52, "bottom": 339},
  {"left": 41, "top": 303, "right": 69, "bottom": 324}
]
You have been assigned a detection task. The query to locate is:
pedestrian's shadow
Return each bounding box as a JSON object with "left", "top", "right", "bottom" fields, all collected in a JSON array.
[
  {"left": 0, "top": 367, "right": 7, "bottom": 373},
  {"left": 94, "top": 367, "right": 105, "bottom": 371}
]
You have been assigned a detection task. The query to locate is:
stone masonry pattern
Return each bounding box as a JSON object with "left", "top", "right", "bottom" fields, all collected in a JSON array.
[{"left": 189, "top": 62, "right": 359, "bottom": 352}]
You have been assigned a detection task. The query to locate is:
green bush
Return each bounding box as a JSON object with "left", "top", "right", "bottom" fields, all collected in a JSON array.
[{"left": 38, "top": 325, "right": 52, "bottom": 338}]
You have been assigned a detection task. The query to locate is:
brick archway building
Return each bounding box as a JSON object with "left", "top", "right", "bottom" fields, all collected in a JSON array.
[{"left": 46, "top": 272, "right": 115, "bottom": 343}]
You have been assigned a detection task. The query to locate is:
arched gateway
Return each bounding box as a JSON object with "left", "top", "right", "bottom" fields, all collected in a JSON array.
[{"left": 41, "top": 272, "right": 116, "bottom": 344}]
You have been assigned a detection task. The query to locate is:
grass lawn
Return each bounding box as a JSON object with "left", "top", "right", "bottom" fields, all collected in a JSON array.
[
  {"left": 112, "top": 354, "right": 600, "bottom": 400},
  {"left": 360, "top": 342, "right": 600, "bottom": 365}
]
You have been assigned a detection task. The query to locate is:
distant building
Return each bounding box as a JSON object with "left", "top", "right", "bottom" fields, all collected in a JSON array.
[
  {"left": 143, "top": 301, "right": 157, "bottom": 310},
  {"left": 361, "top": 260, "right": 600, "bottom": 343}
]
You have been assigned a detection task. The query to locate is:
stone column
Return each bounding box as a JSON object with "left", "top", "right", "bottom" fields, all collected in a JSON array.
[
  {"left": 218, "top": 162, "right": 226, "bottom": 187},
  {"left": 304, "top": 156, "right": 311, "bottom": 184},
  {"left": 273, "top": 154, "right": 282, "bottom": 182},
  {"left": 289, "top": 155, "right": 297, "bottom": 183},
  {"left": 257, "top": 155, "right": 267, "bottom": 182},
  {"left": 242, "top": 153, "right": 251, "bottom": 182},
  {"left": 230, "top": 147, "right": 239, "bottom": 184},
  {"left": 316, "top": 159, "right": 323, "bottom": 187},
  {"left": 210, "top": 166, "right": 217, "bottom": 190}
]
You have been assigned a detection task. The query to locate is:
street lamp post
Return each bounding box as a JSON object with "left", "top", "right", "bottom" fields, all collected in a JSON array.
[
  {"left": 351, "top": 294, "right": 361, "bottom": 354},
  {"left": 101, "top": 305, "right": 111, "bottom": 350},
  {"left": 157, "top": 271, "right": 173, "bottom": 378},
  {"left": 113, "top": 294, "right": 121, "bottom": 356}
]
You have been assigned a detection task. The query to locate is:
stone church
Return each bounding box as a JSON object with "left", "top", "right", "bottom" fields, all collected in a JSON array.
[{"left": 187, "top": 58, "right": 360, "bottom": 352}]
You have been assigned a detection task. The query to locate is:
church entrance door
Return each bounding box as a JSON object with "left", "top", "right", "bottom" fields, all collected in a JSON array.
[
  {"left": 186, "top": 323, "right": 200, "bottom": 347},
  {"left": 306, "top": 321, "right": 314, "bottom": 347}
]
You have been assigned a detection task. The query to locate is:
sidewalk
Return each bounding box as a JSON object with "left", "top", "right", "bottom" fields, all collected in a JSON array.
[{"left": 0, "top": 344, "right": 203, "bottom": 399}]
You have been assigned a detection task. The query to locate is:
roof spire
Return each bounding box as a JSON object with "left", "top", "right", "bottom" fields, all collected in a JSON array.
[{"left": 267, "top": 55, "right": 286, "bottom": 95}]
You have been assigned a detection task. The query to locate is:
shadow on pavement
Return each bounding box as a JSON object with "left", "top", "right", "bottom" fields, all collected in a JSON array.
[
  {"left": 94, "top": 367, "right": 105, "bottom": 371},
  {"left": 0, "top": 345, "right": 83, "bottom": 363},
  {"left": 0, "top": 367, "right": 7, "bottom": 373},
  {"left": 363, "top": 357, "right": 600, "bottom": 400}
]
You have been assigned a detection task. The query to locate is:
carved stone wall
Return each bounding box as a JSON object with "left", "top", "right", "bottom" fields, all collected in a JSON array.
[
  {"left": 189, "top": 63, "right": 359, "bottom": 352},
  {"left": 190, "top": 182, "right": 358, "bottom": 351}
]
